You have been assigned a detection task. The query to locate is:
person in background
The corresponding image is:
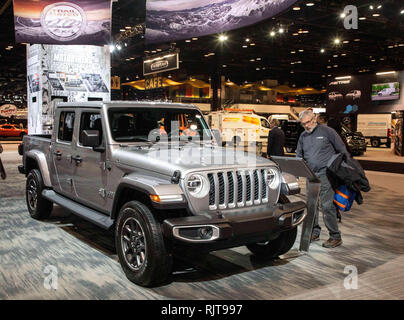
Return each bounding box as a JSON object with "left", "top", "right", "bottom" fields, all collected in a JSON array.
[
  {"left": 0, "top": 143, "right": 6, "bottom": 180},
  {"left": 296, "top": 109, "right": 349, "bottom": 248},
  {"left": 267, "top": 119, "right": 285, "bottom": 156}
]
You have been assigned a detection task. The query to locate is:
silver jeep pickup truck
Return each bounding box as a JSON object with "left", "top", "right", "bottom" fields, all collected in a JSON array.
[{"left": 19, "top": 101, "right": 306, "bottom": 287}]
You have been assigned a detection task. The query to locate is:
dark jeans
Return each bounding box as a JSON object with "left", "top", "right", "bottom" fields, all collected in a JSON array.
[{"left": 312, "top": 174, "right": 341, "bottom": 240}]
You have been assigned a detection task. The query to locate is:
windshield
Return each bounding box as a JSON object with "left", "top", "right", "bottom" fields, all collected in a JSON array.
[{"left": 108, "top": 107, "right": 212, "bottom": 143}]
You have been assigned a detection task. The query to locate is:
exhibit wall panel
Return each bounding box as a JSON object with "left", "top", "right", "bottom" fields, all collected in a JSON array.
[
  {"left": 27, "top": 44, "right": 111, "bottom": 134},
  {"left": 326, "top": 71, "right": 404, "bottom": 116}
]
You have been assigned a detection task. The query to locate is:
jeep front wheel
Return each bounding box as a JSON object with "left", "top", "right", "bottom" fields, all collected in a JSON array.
[
  {"left": 246, "top": 194, "right": 297, "bottom": 258},
  {"left": 115, "top": 201, "right": 172, "bottom": 287},
  {"left": 246, "top": 227, "right": 297, "bottom": 258}
]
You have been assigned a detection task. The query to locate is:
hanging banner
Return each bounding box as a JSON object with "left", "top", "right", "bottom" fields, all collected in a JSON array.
[
  {"left": 13, "top": 0, "right": 112, "bottom": 45},
  {"left": 143, "top": 53, "right": 179, "bottom": 76},
  {"left": 146, "top": 0, "right": 298, "bottom": 44}
]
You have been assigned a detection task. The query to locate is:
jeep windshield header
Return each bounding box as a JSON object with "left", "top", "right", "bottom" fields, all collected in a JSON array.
[{"left": 108, "top": 107, "right": 212, "bottom": 143}]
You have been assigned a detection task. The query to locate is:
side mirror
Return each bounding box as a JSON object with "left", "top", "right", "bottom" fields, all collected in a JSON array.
[
  {"left": 82, "top": 130, "right": 100, "bottom": 148},
  {"left": 210, "top": 129, "right": 222, "bottom": 146}
]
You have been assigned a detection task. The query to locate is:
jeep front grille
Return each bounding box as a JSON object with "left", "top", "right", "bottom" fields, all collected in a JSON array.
[{"left": 207, "top": 169, "right": 269, "bottom": 210}]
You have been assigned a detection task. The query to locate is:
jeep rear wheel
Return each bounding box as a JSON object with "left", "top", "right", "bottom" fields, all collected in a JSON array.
[
  {"left": 26, "top": 169, "right": 53, "bottom": 220},
  {"left": 115, "top": 201, "right": 172, "bottom": 287},
  {"left": 246, "top": 195, "right": 297, "bottom": 258}
]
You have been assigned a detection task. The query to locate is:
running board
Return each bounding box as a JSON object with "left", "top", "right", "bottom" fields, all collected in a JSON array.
[{"left": 42, "top": 189, "right": 114, "bottom": 230}]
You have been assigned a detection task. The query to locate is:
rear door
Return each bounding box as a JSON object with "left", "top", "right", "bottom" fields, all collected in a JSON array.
[
  {"left": 50, "top": 109, "right": 76, "bottom": 198},
  {"left": 71, "top": 110, "right": 108, "bottom": 212}
]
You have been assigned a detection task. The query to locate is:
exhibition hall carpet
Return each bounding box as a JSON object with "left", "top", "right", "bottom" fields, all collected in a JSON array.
[{"left": 1, "top": 158, "right": 404, "bottom": 299}]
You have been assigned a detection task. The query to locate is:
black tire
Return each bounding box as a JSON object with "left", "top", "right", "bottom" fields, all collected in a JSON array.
[
  {"left": 371, "top": 138, "right": 380, "bottom": 148},
  {"left": 26, "top": 169, "right": 53, "bottom": 220},
  {"left": 246, "top": 195, "right": 297, "bottom": 258},
  {"left": 115, "top": 201, "right": 173, "bottom": 287}
]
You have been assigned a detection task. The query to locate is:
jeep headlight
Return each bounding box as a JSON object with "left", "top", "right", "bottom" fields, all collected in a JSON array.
[
  {"left": 267, "top": 168, "right": 280, "bottom": 190},
  {"left": 186, "top": 174, "right": 210, "bottom": 198}
]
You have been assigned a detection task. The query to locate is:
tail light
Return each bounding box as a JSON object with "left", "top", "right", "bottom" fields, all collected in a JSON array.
[{"left": 388, "top": 128, "right": 391, "bottom": 137}]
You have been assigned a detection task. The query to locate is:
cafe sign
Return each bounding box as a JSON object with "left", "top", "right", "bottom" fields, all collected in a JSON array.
[{"left": 145, "top": 76, "right": 164, "bottom": 90}]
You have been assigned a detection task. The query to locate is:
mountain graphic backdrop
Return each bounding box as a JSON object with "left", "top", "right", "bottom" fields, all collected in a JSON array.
[{"left": 146, "top": 0, "right": 298, "bottom": 43}]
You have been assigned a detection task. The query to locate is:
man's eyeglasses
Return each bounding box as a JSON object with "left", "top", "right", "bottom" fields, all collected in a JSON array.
[{"left": 301, "top": 117, "right": 315, "bottom": 126}]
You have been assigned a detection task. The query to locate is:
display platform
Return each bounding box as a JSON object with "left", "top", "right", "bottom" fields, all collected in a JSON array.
[{"left": 1, "top": 150, "right": 404, "bottom": 299}]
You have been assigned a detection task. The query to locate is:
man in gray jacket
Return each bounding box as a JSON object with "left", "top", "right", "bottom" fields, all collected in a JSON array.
[{"left": 296, "top": 109, "right": 349, "bottom": 248}]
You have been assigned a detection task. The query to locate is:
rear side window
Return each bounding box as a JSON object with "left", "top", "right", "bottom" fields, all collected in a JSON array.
[{"left": 58, "top": 111, "right": 75, "bottom": 142}]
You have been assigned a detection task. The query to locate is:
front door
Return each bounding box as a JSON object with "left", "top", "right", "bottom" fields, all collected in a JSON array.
[
  {"left": 72, "top": 111, "right": 108, "bottom": 213},
  {"left": 50, "top": 110, "right": 76, "bottom": 198}
]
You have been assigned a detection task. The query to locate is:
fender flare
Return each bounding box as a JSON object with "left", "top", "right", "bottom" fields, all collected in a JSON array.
[
  {"left": 111, "top": 173, "right": 185, "bottom": 219},
  {"left": 25, "top": 150, "right": 52, "bottom": 187}
]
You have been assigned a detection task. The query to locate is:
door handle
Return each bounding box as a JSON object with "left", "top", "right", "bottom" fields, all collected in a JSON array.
[
  {"left": 53, "top": 151, "right": 62, "bottom": 159},
  {"left": 71, "top": 155, "right": 82, "bottom": 164}
]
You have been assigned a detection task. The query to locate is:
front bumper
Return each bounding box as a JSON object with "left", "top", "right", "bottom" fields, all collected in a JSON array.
[{"left": 162, "top": 201, "right": 306, "bottom": 246}]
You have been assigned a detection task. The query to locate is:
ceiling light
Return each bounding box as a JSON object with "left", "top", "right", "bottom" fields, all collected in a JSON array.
[
  {"left": 369, "top": 5, "right": 374, "bottom": 10},
  {"left": 333, "top": 54, "right": 338, "bottom": 57},
  {"left": 250, "top": 59, "right": 255, "bottom": 62},
  {"left": 401, "top": 10, "right": 404, "bottom": 14},
  {"left": 292, "top": 33, "right": 299, "bottom": 36},
  {"left": 343, "top": 40, "right": 349, "bottom": 43},
  {"left": 192, "top": 37, "right": 198, "bottom": 40},
  {"left": 109, "top": 45, "right": 114, "bottom": 52},
  {"left": 256, "top": 57, "right": 261, "bottom": 60},
  {"left": 125, "top": 26, "right": 131, "bottom": 29},
  {"left": 299, "top": 49, "right": 304, "bottom": 52},
  {"left": 340, "top": 13, "right": 346, "bottom": 18},
  {"left": 359, "top": 17, "right": 366, "bottom": 20},
  {"left": 222, "top": 65, "right": 227, "bottom": 67},
  {"left": 218, "top": 35, "right": 228, "bottom": 41},
  {"left": 376, "top": 71, "right": 396, "bottom": 75},
  {"left": 250, "top": 43, "right": 255, "bottom": 46},
  {"left": 341, "top": 53, "right": 347, "bottom": 56},
  {"left": 245, "top": 38, "right": 250, "bottom": 42},
  {"left": 377, "top": 5, "right": 382, "bottom": 9},
  {"left": 279, "top": 28, "right": 284, "bottom": 34},
  {"left": 256, "top": 68, "right": 260, "bottom": 71},
  {"left": 270, "top": 31, "right": 276, "bottom": 37},
  {"left": 303, "top": 30, "right": 309, "bottom": 34},
  {"left": 306, "top": 2, "right": 315, "bottom": 6},
  {"left": 335, "top": 76, "right": 351, "bottom": 80},
  {"left": 372, "top": 13, "right": 380, "bottom": 17},
  {"left": 185, "top": 39, "right": 191, "bottom": 42},
  {"left": 242, "top": 45, "right": 248, "bottom": 48},
  {"left": 320, "top": 49, "right": 325, "bottom": 53},
  {"left": 116, "top": 45, "right": 122, "bottom": 50},
  {"left": 291, "top": 50, "right": 296, "bottom": 54},
  {"left": 334, "top": 38, "right": 341, "bottom": 44},
  {"left": 293, "top": 6, "right": 300, "bottom": 11},
  {"left": 120, "top": 29, "right": 125, "bottom": 32},
  {"left": 354, "top": 38, "right": 360, "bottom": 42}
]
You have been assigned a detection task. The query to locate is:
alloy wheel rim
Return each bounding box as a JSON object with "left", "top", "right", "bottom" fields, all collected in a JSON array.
[
  {"left": 27, "top": 178, "right": 38, "bottom": 210},
  {"left": 121, "top": 216, "right": 147, "bottom": 271}
]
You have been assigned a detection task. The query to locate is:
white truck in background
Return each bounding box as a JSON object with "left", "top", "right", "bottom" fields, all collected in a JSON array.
[
  {"left": 206, "top": 109, "right": 270, "bottom": 153},
  {"left": 356, "top": 113, "right": 392, "bottom": 148}
]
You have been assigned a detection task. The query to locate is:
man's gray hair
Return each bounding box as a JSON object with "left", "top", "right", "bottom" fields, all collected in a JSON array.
[{"left": 299, "top": 109, "right": 315, "bottom": 121}]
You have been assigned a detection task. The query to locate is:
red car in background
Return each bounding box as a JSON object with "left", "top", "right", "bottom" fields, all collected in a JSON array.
[{"left": 0, "top": 124, "right": 28, "bottom": 139}]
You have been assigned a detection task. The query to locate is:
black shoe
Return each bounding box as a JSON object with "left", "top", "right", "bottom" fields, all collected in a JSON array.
[
  {"left": 322, "top": 238, "right": 342, "bottom": 248},
  {"left": 311, "top": 234, "right": 320, "bottom": 242}
]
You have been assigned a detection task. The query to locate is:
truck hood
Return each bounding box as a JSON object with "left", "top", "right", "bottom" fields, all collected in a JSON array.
[{"left": 112, "top": 142, "right": 274, "bottom": 177}]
